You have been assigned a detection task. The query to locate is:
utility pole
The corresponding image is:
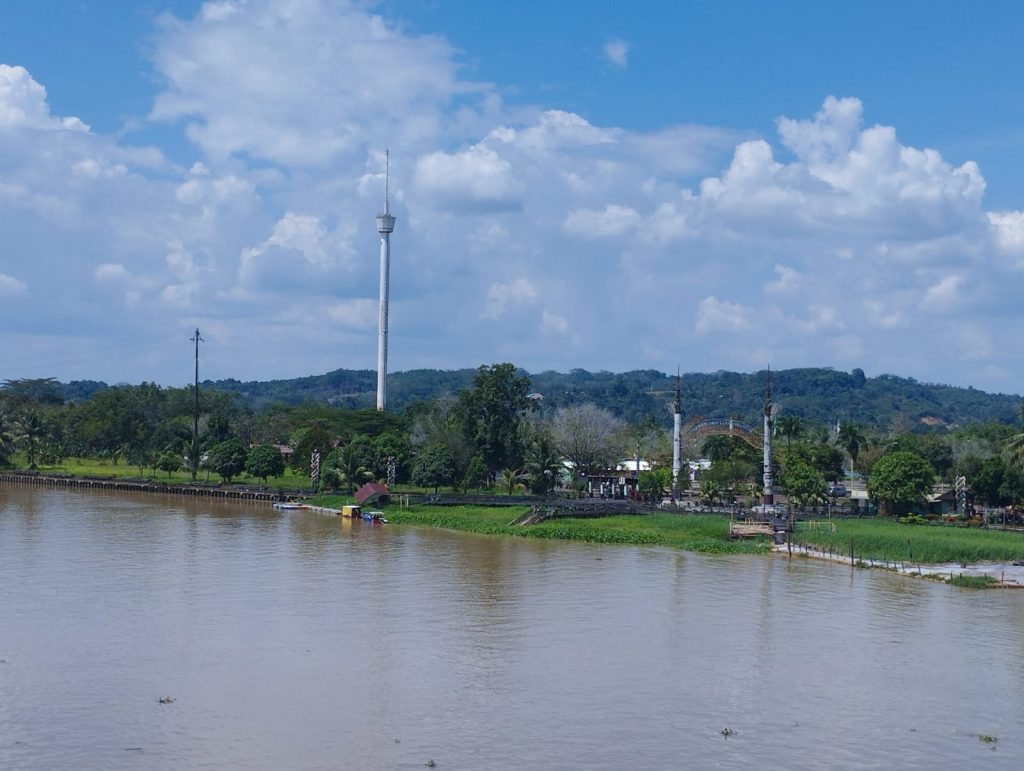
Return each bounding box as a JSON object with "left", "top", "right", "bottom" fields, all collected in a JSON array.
[{"left": 190, "top": 328, "right": 204, "bottom": 480}]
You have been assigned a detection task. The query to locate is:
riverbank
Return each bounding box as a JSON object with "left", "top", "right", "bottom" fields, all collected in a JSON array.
[
  {"left": 310, "top": 497, "right": 770, "bottom": 554},
  {"left": 0, "top": 471, "right": 289, "bottom": 503},
  {"left": 789, "top": 518, "right": 1024, "bottom": 564},
  {"left": 311, "top": 496, "right": 1024, "bottom": 582},
  {"left": 777, "top": 541, "right": 1024, "bottom": 588}
]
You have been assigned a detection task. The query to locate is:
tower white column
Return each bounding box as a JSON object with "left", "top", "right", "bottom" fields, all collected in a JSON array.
[
  {"left": 375, "top": 153, "right": 395, "bottom": 412},
  {"left": 671, "top": 369, "right": 682, "bottom": 497},
  {"left": 762, "top": 372, "right": 774, "bottom": 505}
]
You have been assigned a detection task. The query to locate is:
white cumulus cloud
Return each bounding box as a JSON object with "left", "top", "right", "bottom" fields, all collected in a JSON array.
[
  {"left": 482, "top": 278, "right": 538, "bottom": 320},
  {"left": 413, "top": 144, "right": 523, "bottom": 210},
  {"left": 0, "top": 64, "right": 89, "bottom": 131},
  {"left": 695, "top": 297, "right": 752, "bottom": 334},
  {"left": 564, "top": 204, "right": 641, "bottom": 238}
]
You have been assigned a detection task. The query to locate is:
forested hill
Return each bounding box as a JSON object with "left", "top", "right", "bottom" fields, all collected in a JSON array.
[
  {"left": 190, "top": 366, "right": 1021, "bottom": 432},
  {"left": 37, "top": 367, "right": 1017, "bottom": 432}
]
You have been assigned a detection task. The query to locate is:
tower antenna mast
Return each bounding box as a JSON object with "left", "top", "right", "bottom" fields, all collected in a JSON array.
[
  {"left": 375, "top": 150, "right": 396, "bottom": 412},
  {"left": 671, "top": 366, "right": 682, "bottom": 499},
  {"left": 190, "top": 328, "right": 204, "bottom": 481},
  {"left": 762, "top": 366, "right": 774, "bottom": 506}
]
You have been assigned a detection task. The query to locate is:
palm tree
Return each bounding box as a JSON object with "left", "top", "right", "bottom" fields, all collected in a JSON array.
[
  {"left": 699, "top": 479, "right": 721, "bottom": 506},
  {"left": 324, "top": 443, "right": 373, "bottom": 494},
  {"left": 775, "top": 415, "right": 805, "bottom": 447},
  {"left": 837, "top": 423, "right": 868, "bottom": 475},
  {"left": 701, "top": 435, "right": 735, "bottom": 463},
  {"left": 1008, "top": 402, "right": 1024, "bottom": 467},
  {"left": 15, "top": 409, "right": 46, "bottom": 469},
  {"left": 0, "top": 409, "right": 17, "bottom": 466},
  {"left": 496, "top": 466, "right": 526, "bottom": 495},
  {"left": 526, "top": 435, "right": 561, "bottom": 496}
]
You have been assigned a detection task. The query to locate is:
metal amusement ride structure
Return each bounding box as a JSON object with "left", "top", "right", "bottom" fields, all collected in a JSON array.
[{"left": 661, "top": 370, "right": 777, "bottom": 505}]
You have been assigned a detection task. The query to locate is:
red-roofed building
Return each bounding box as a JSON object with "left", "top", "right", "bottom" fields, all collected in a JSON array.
[{"left": 355, "top": 482, "right": 391, "bottom": 506}]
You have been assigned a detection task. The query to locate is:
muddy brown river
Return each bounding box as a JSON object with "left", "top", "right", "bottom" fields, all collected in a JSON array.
[{"left": 2, "top": 486, "right": 1023, "bottom": 769}]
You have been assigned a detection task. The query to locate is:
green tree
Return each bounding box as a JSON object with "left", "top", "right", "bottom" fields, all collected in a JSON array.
[
  {"left": 1007, "top": 402, "right": 1024, "bottom": 468},
  {"left": 208, "top": 437, "right": 248, "bottom": 483},
  {"left": 322, "top": 443, "right": 374, "bottom": 494},
  {"left": 868, "top": 451, "right": 935, "bottom": 516},
  {"left": 837, "top": 423, "right": 867, "bottom": 471},
  {"left": 462, "top": 455, "right": 488, "bottom": 492},
  {"left": 410, "top": 395, "right": 475, "bottom": 483},
  {"left": 0, "top": 409, "right": 17, "bottom": 467},
  {"left": 411, "top": 443, "right": 456, "bottom": 494},
  {"left": 371, "top": 430, "right": 410, "bottom": 482},
  {"left": 290, "top": 424, "right": 334, "bottom": 474},
  {"left": 776, "top": 415, "right": 805, "bottom": 447},
  {"left": 245, "top": 444, "right": 286, "bottom": 484},
  {"left": 699, "top": 479, "right": 721, "bottom": 506},
  {"left": 16, "top": 409, "right": 47, "bottom": 469},
  {"left": 525, "top": 434, "right": 560, "bottom": 495},
  {"left": 972, "top": 456, "right": 1009, "bottom": 507},
  {"left": 638, "top": 467, "right": 670, "bottom": 503},
  {"left": 496, "top": 466, "right": 526, "bottom": 495},
  {"left": 156, "top": 451, "right": 181, "bottom": 478},
  {"left": 785, "top": 440, "right": 844, "bottom": 483},
  {"left": 457, "top": 363, "right": 531, "bottom": 478},
  {"left": 781, "top": 460, "right": 827, "bottom": 509},
  {"left": 998, "top": 466, "right": 1024, "bottom": 506},
  {"left": 701, "top": 434, "right": 736, "bottom": 463},
  {"left": 889, "top": 434, "right": 952, "bottom": 481}
]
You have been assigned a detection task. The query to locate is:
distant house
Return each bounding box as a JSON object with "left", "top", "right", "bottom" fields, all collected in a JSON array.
[
  {"left": 926, "top": 488, "right": 958, "bottom": 516},
  {"left": 355, "top": 482, "right": 391, "bottom": 506}
]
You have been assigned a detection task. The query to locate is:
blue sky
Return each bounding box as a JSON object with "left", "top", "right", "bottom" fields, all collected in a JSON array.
[{"left": 1, "top": 0, "right": 1023, "bottom": 394}]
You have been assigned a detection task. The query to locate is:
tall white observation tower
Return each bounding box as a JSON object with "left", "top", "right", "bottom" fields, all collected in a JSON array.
[{"left": 375, "top": 152, "right": 396, "bottom": 412}]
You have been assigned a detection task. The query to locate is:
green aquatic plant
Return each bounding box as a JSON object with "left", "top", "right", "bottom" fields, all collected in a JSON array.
[{"left": 950, "top": 575, "right": 998, "bottom": 589}]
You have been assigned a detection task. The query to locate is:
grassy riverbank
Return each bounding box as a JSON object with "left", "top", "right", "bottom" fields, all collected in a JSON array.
[
  {"left": 793, "top": 519, "right": 1024, "bottom": 564},
  {"left": 312, "top": 496, "right": 1024, "bottom": 564},
  {"left": 311, "top": 497, "right": 770, "bottom": 554},
  {"left": 9, "top": 456, "right": 310, "bottom": 490}
]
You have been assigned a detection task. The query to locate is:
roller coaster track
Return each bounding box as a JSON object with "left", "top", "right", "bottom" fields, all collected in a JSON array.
[{"left": 682, "top": 417, "right": 763, "bottom": 449}]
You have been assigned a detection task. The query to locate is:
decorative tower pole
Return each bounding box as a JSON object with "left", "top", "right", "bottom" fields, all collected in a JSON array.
[
  {"left": 762, "top": 368, "right": 774, "bottom": 506},
  {"left": 671, "top": 367, "right": 682, "bottom": 498},
  {"left": 375, "top": 151, "right": 396, "bottom": 412},
  {"left": 189, "top": 327, "right": 204, "bottom": 481}
]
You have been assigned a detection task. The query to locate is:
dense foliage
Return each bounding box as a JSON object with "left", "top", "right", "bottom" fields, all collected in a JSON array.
[
  {"left": 2, "top": 367, "right": 1022, "bottom": 512},
  {"left": 868, "top": 451, "right": 936, "bottom": 516},
  {"left": 28, "top": 367, "right": 1021, "bottom": 431}
]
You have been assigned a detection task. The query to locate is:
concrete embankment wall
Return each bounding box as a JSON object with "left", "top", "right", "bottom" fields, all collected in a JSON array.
[{"left": 0, "top": 472, "right": 290, "bottom": 504}]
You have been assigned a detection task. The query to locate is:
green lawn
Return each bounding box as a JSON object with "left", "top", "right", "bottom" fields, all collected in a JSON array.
[
  {"left": 793, "top": 519, "right": 1024, "bottom": 564},
  {"left": 10, "top": 455, "right": 312, "bottom": 491}
]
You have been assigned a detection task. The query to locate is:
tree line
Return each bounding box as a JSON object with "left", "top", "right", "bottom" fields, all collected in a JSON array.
[{"left": 1, "top": 369, "right": 1022, "bottom": 515}]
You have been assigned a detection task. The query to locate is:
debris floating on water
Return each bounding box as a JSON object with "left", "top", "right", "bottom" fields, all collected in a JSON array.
[{"left": 158, "top": 696, "right": 175, "bottom": 704}]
